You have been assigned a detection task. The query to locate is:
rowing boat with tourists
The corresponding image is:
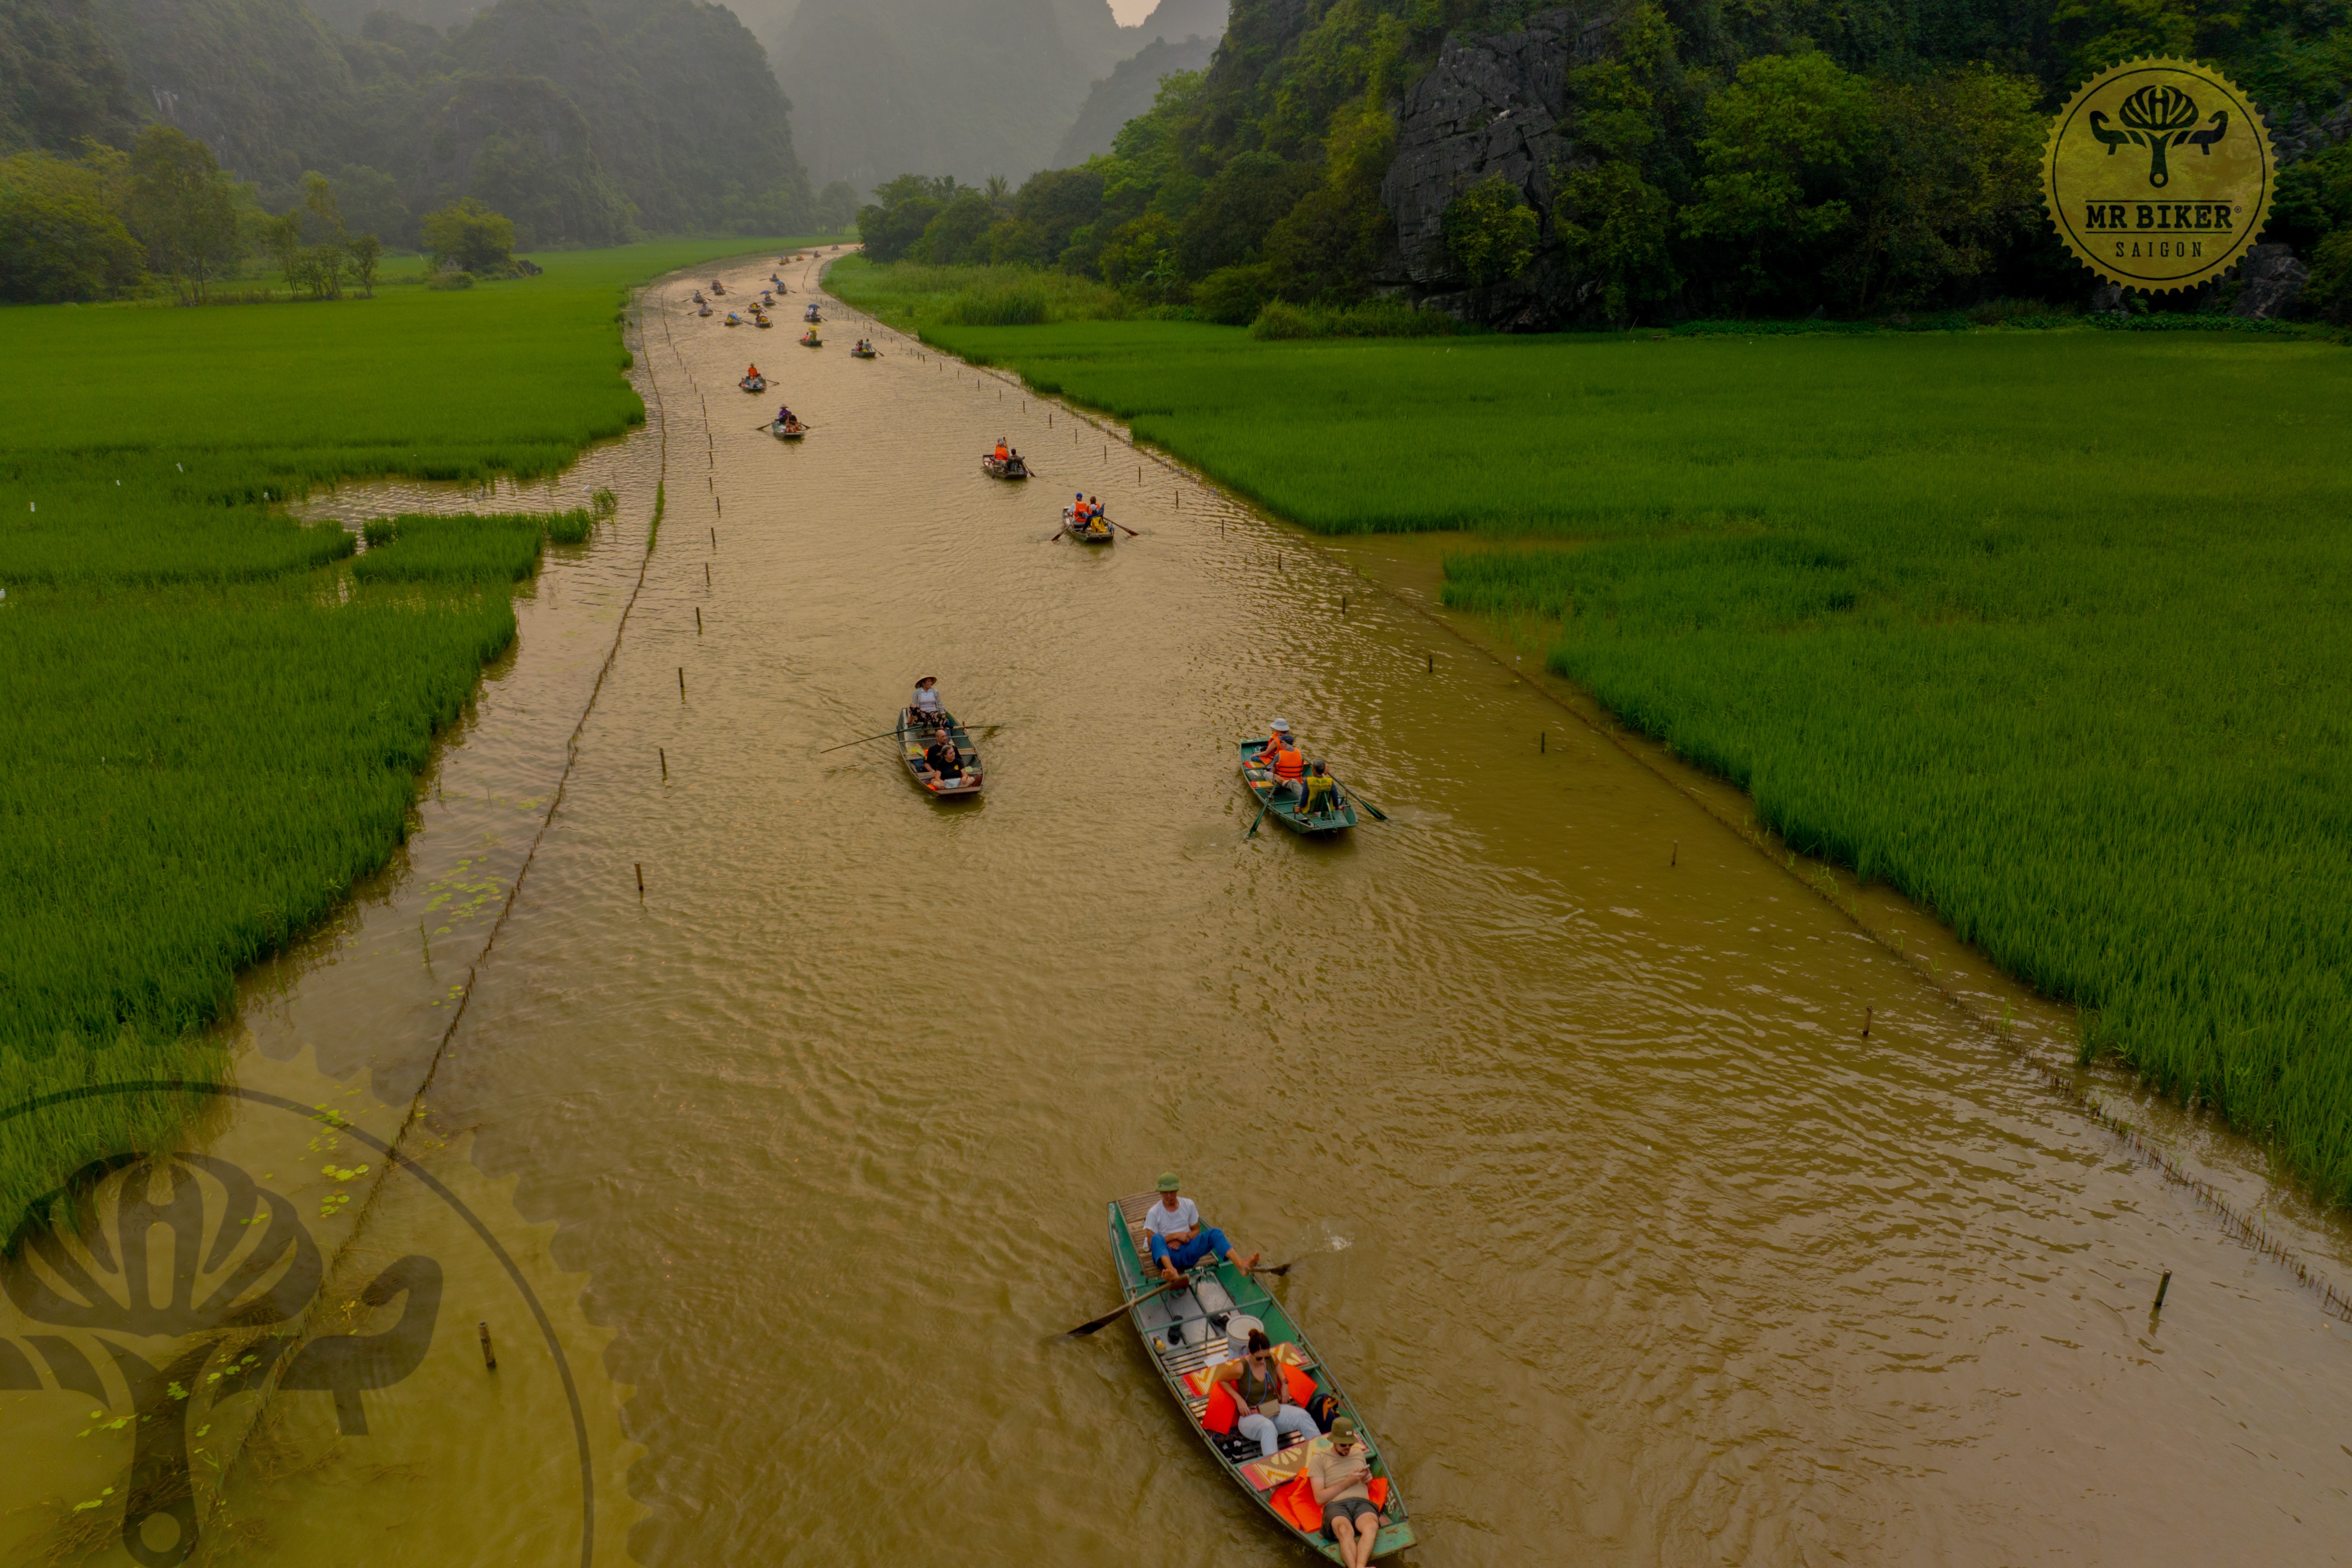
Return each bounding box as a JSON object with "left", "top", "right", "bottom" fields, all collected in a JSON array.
[
  {"left": 896, "top": 677, "right": 980, "bottom": 797},
  {"left": 1085, "top": 1178, "right": 1415, "bottom": 1562}
]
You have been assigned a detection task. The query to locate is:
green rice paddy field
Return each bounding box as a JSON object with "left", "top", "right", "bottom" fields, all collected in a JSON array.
[
  {"left": 0, "top": 238, "right": 812, "bottom": 1229},
  {"left": 855, "top": 290, "right": 2352, "bottom": 1207}
]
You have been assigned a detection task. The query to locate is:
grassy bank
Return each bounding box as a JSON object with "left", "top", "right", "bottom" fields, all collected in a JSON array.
[
  {"left": 851, "top": 280, "right": 2352, "bottom": 1204},
  {"left": 0, "top": 236, "right": 819, "bottom": 1230}
]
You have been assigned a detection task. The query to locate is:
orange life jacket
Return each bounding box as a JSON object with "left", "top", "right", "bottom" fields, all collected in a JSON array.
[
  {"left": 994, "top": 444, "right": 1009, "bottom": 460},
  {"left": 1267, "top": 743, "right": 1304, "bottom": 780}
]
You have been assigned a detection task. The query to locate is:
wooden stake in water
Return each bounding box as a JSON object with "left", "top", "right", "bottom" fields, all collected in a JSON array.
[
  {"left": 1862, "top": 1006, "right": 1872, "bottom": 1037},
  {"left": 1540, "top": 730, "right": 1546, "bottom": 753},
  {"left": 2153, "top": 1270, "right": 2172, "bottom": 1313},
  {"left": 635, "top": 863, "right": 645, "bottom": 899},
  {"left": 705, "top": 563, "right": 711, "bottom": 587},
  {"left": 1426, "top": 651, "right": 1434, "bottom": 674},
  {"left": 480, "top": 1321, "right": 497, "bottom": 1370},
  {"left": 659, "top": 747, "right": 667, "bottom": 781},
  {"left": 710, "top": 525, "right": 717, "bottom": 548},
  {"left": 1671, "top": 840, "right": 1678, "bottom": 867},
  {"left": 678, "top": 666, "right": 686, "bottom": 699}
]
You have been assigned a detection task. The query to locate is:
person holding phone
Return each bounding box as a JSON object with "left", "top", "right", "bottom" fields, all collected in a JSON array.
[
  {"left": 1309, "top": 1416, "right": 1383, "bottom": 1568},
  {"left": 1205, "top": 1328, "right": 1317, "bottom": 1457}
]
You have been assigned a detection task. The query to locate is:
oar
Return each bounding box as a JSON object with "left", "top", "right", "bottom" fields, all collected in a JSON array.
[
  {"left": 1109, "top": 517, "right": 1140, "bottom": 537},
  {"left": 1068, "top": 1275, "right": 1188, "bottom": 1337},
  {"left": 1328, "top": 777, "right": 1390, "bottom": 822},
  {"left": 819, "top": 729, "right": 903, "bottom": 754},
  {"left": 1247, "top": 795, "right": 1271, "bottom": 837}
]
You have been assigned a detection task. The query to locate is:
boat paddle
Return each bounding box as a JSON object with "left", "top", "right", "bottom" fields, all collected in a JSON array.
[
  {"left": 818, "top": 728, "right": 903, "bottom": 753},
  {"left": 1067, "top": 1275, "right": 1188, "bottom": 1337},
  {"left": 1246, "top": 796, "right": 1271, "bottom": 837},
  {"left": 1327, "top": 778, "right": 1390, "bottom": 822}
]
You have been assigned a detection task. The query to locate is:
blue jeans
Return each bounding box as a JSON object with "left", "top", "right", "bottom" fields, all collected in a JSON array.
[
  {"left": 1148, "top": 1227, "right": 1228, "bottom": 1271},
  {"left": 1238, "top": 1404, "right": 1320, "bottom": 1457}
]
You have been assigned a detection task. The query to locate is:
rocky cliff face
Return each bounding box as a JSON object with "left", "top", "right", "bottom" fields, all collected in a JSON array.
[{"left": 1379, "top": 7, "right": 1612, "bottom": 327}]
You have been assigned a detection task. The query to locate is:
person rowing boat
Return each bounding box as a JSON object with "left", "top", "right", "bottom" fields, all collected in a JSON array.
[{"left": 1141, "top": 1172, "right": 1257, "bottom": 1288}]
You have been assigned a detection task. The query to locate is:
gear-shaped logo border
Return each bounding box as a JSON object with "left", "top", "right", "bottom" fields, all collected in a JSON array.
[{"left": 2042, "top": 57, "right": 2276, "bottom": 294}]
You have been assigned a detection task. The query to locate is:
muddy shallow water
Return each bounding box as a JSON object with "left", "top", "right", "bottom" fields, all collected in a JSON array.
[{"left": 6, "top": 256, "right": 2349, "bottom": 1568}]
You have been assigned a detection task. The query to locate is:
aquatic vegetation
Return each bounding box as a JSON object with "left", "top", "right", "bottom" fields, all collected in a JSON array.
[
  {"left": 921, "top": 316, "right": 2352, "bottom": 1205},
  {"left": 0, "top": 239, "right": 798, "bottom": 1232}
]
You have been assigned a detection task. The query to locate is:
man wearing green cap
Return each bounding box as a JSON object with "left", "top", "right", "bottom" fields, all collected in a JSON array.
[
  {"left": 1143, "top": 1173, "right": 1259, "bottom": 1286},
  {"left": 1309, "top": 1416, "right": 1382, "bottom": 1568}
]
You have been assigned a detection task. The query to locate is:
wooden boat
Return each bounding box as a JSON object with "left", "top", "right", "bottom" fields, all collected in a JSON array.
[
  {"left": 1060, "top": 507, "right": 1114, "bottom": 543},
  {"left": 724, "top": 314, "right": 741, "bottom": 327},
  {"left": 851, "top": 344, "right": 878, "bottom": 359},
  {"left": 803, "top": 305, "right": 822, "bottom": 323},
  {"left": 982, "top": 453, "right": 1027, "bottom": 480},
  {"left": 896, "top": 712, "right": 981, "bottom": 798},
  {"left": 1239, "top": 739, "right": 1358, "bottom": 835},
  {"left": 697, "top": 303, "right": 712, "bottom": 317},
  {"left": 1106, "top": 1193, "right": 1416, "bottom": 1560},
  {"left": 740, "top": 374, "right": 766, "bottom": 393},
  {"left": 755, "top": 315, "right": 773, "bottom": 329},
  {"left": 766, "top": 420, "right": 807, "bottom": 440},
  {"left": 801, "top": 331, "right": 822, "bottom": 348},
  {"left": 710, "top": 280, "right": 727, "bottom": 295}
]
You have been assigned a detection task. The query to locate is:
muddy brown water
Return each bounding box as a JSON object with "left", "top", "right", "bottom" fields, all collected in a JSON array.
[{"left": 6, "top": 254, "right": 2351, "bottom": 1567}]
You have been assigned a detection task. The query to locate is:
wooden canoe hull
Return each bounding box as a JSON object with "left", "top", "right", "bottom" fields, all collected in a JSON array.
[
  {"left": 1239, "top": 740, "right": 1357, "bottom": 834},
  {"left": 766, "top": 424, "right": 806, "bottom": 440},
  {"left": 1108, "top": 1197, "right": 1416, "bottom": 1561},
  {"left": 896, "top": 712, "right": 981, "bottom": 798},
  {"left": 982, "top": 456, "right": 1028, "bottom": 480}
]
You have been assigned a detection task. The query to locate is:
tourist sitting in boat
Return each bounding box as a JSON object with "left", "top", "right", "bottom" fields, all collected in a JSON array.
[
  {"left": 1301, "top": 761, "right": 1339, "bottom": 816},
  {"left": 1206, "top": 1327, "right": 1319, "bottom": 1458},
  {"left": 1142, "top": 1172, "right": 1258, "bottom": 1287},
  {"left": 1309, "top": 1417, "right": 1385, "bottom": 1568},
  {"left": 1263, "top": 732, "right": 1307, "bottom": 803},
  {"left": 907, "top": 675, "right": 945, "bottom": 730},
  {"left": 994, "top": 438, "right": 1010, "bottom": 462},
  {"left": 922, "top": 730, "right": 964, "bottom": 784},
  {"left": 775, "top": 405, "right": 797, "bottom": 429}
]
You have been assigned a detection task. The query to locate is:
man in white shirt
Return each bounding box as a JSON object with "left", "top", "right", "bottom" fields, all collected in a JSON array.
[{"left": 1143, "top": 1172, "right": 1259, "bottom": 1286}]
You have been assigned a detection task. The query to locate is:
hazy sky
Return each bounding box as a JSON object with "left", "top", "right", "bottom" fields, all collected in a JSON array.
[{"left": 1109, "top": 0, "right": 1154, "bottom": 22}]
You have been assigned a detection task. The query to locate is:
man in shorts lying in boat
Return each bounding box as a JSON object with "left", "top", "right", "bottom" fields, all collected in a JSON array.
[
  {"left": 1309, "top": 1417, "right": 1385, "bottom": 1568},
  {"left": 1143, "top": 1172, "right": 1259, "bottom": 1287}
]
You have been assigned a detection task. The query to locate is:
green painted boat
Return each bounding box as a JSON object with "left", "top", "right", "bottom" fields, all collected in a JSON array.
[
  {"left": 896, "top": 711, "right": 981, "bottom": 798},
  {"left": 1108, "top": 1194, "right": 1416, "bottom": 1560},
  {"left": 1240, "top": 738, "right": 1358, "bottom": 835}
]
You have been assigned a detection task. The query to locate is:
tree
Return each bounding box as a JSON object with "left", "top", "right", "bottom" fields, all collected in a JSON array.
[
  {"left": 856, "top": 174, "right": 956, "bottom": 262},
  {"left": 1682, "top": 53, "right": 1875, "bottom": 313},
  {"left": 1838, "top": 67, "right": 2045, "bottom": 310},
  {"left": 0, "top": 152, "right": 142, "bottom": 303},
  {"left": 259, "top": 210, "right": 304, "bottom": 290},
  {"left": 420, "top": 197, "right": 517, "bottom": 274},
  {"left": 300, "top": 171, "right": 348, "bottom": 299},
  {"left": 815, "top": 179, "right": 858, "bottom": 233},
  {"left": 912, "top": 190, "right": 995, "bottom": 264},
  {"left": 2304, "top": 230, "right": 2352, "bottom": 324},
  {"left": 125, "top": 126, "right": 241, "bottom": 305},
  {"left": 348, "top": 232, "right": 383, "bottom": 297},
  {"left": 1442, "top": 175, "right": 1540, "bottom": 295}
]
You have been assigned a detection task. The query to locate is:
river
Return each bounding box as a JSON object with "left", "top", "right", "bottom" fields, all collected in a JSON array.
[{"left": 5, "top": 254, "right": 2349, "bottom": 1568}]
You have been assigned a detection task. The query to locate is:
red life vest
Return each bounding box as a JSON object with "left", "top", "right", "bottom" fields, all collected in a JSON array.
[{"left": 1268, "top": 743, "right": 1304, "bottom": 780}]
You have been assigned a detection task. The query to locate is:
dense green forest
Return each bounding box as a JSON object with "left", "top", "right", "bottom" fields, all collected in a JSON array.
[
  {"left": 1, "top": 0, "right": 827, "bottom": 272},
  {"left": 858, "top": 0, "right": 2352, "bottom": 324}
]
